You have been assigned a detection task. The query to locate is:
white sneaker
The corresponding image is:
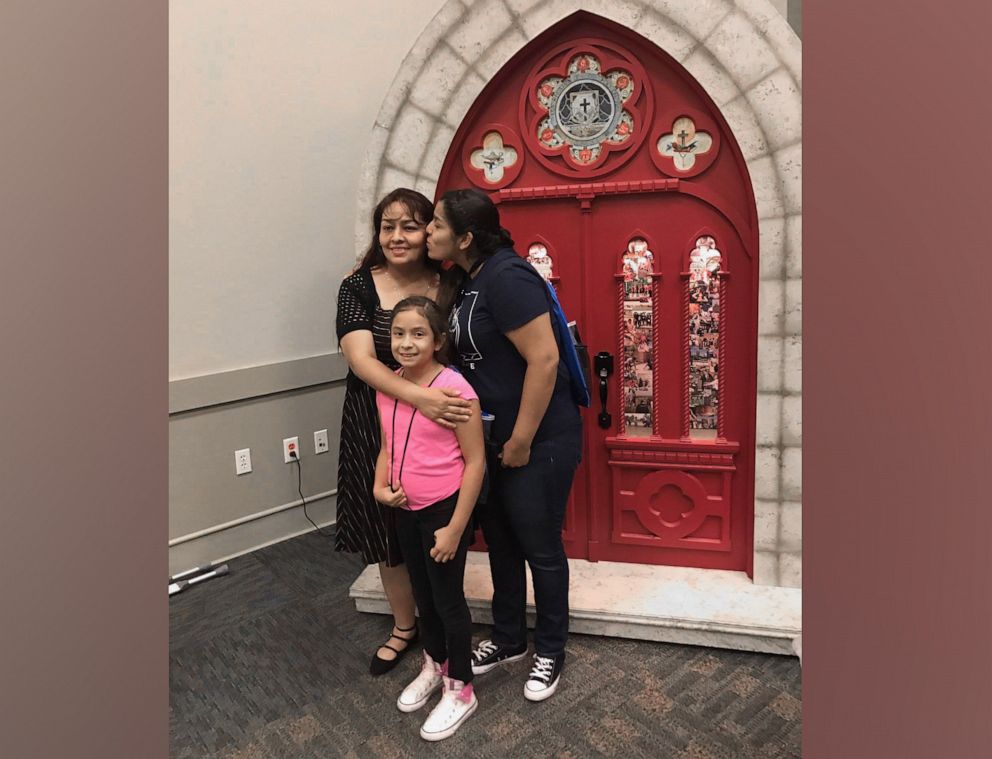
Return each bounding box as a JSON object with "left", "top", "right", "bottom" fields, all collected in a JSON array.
[
  {"left": 419, "top": 676, "right": 478, "bottom": 741},
  {"left": 523, "top": 653, "right": 563, "bottom": 702},
  {"left": 396, "top": 652, "right": 443, "bottom": 713}
]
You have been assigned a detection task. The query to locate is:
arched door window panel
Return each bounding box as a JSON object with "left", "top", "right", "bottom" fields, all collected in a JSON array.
[
  {"left": 651, "top": 108, "right": 721, "bottom": 179},
  {"left": 526, "top": 241, "right": 557, "bottom": 283},
  {"left": 618, "top": 237, "right": 658, "bottom": 438},
  {"left": 521, "top": 40, "right": 652, "bottom": 178},
  {"left": 461, "top": 124, "right": 524, "bottom": 190},
  {"left": 685, "top": 235, "right": 724, "bottom": 441}
]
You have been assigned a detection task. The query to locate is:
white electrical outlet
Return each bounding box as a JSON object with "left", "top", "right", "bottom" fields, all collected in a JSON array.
[
  {"left": 235, "top": 448, "right": 252, "bottom": 475},
  {"left": 283, "top": 436, "right": 300, "bottom": 463},
  {"left": 314, "top": 429, "right": 329, "bottom": 454}
]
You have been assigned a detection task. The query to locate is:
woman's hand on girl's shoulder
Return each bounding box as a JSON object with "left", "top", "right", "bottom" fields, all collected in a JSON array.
[{"left": 416, "top": 386, "right": 473, "bottom": 429}]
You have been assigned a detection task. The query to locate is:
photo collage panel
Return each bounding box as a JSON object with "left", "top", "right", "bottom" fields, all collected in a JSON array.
[
  {"left": 688, "top": 236, "right": 722, "bottom": 436},
  {"left": 621, "top": 239, "right": 654, "bottom": 436}
]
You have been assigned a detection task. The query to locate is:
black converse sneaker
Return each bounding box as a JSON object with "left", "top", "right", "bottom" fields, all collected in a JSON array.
[
  {"left": 470, "top": 639, "right": 528, "bottom": 675},
  {"left": 523, "top": 653, "right": 564, "bottom": 701}
]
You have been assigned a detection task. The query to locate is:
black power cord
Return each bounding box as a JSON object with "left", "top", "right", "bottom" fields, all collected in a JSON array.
[{"left": 290, "top": 450, "right": 333, "bottom": 537}]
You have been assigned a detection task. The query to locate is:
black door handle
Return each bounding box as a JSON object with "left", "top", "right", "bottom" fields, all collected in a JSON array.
[{"left": 593, "top": 351, "right": 614, "bottom": 429}]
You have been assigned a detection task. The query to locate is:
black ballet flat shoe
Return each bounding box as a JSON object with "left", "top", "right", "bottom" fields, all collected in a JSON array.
[{"left": 369, "top": 624, "right": 419, "bottom": 676}]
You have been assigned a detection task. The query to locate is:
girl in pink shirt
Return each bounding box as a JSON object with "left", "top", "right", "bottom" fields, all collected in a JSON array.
[{"left": 373, "top": 296, "right": 485, "bottom": 741}]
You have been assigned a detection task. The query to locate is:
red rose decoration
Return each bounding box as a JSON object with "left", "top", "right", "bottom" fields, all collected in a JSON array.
[
  {"left": 579, "top": 147, "right": 592, "bottom": 162},
  {"left": 616, "top": 75, "right": 630, "bottom": 90},
  {"left": 577, "top": 57, "right": 589, "bottom": 72},
  {"left": 540, "top": 83, "right": 553, "bottom": 98},
  {"left": 541, "top": 128, "right": 554, "bottom": 143}
]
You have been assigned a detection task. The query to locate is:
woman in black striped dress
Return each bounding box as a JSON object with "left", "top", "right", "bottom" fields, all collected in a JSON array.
[{"left": 336, "top": 188, "right": 470, "bottom": 675}]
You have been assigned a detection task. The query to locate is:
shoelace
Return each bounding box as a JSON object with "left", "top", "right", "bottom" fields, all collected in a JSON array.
[
  {"left": 529, "top": 656, "right": 555, "bottom": 683},
  {"left": 474, "top": 640, "right": 498, "bottom": 660},
  {"left": 408, "top": 661, "right": 440, "bottom": 695},
  {"left": 433, "top": 686, "right": 470, "bottom": 718},
  {"left": 436, "top": 693, "right": 461, "bottom": 718},
  {"left": 414, "top": 670, "right": 437, "bottom": 689}
]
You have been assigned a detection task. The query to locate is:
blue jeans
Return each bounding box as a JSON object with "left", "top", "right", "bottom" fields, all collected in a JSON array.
[{"left": 479, "top": 431, "right": 581, "bottom": 658}]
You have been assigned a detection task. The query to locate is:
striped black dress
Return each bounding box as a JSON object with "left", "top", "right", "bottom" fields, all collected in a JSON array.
[{"left": 335, "top": 267, "right": 403, "bottom": 566}]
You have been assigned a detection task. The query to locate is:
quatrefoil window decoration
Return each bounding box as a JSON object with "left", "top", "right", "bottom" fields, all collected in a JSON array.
[
  {"left": 468, "top": 131, "right": 519, "bottom": 184},
  {"left": 658, "top": 116, "right": 713, "bottom": 172}
]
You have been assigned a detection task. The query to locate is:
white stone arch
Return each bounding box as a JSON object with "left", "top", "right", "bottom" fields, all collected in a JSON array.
[{"left": 355, "top": 0, "right": 802, "bottom": 588}]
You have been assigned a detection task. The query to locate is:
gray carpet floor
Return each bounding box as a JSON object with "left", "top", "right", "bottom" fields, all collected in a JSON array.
[{"left": 170, "top": 529, "right": 801, "bottom": 758}]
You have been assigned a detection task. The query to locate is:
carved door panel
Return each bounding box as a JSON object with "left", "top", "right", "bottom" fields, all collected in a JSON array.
[
  {"left": 580, "top": 193, "right": 751, "bottom": 570},
  {"left": 436, "top": 13, "right": 758, "bottom": 573}
]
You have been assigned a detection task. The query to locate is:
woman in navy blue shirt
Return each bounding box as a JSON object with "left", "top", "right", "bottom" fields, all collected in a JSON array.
[{"left": 426, "top": 188, "right": 582, "bottom": 702}]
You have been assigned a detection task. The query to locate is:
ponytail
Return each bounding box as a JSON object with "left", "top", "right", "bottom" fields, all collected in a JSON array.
[
  {"left": 467, "top": 226, "right": 515, "bottom": 257},
  {"left": 439, "top": 188, "right": 515, "bottom": 259}
]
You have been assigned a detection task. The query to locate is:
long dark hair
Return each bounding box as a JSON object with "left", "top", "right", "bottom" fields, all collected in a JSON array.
[
  {"left": 391, "top": 295, "right": 451, "bottom": 365},
  {"left": 439, "top": 188, "right": 515, "bottom": 263},
  {"left": 358, "top": 188, "right": 436, "bottom": 271}
]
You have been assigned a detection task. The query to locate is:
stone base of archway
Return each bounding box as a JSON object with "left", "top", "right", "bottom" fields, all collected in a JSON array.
[{"left": 349, "top": 552, "right": 800, "bottom": 657}]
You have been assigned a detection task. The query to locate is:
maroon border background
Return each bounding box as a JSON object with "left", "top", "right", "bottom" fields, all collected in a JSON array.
[
  {"left": 0, "top": 2, "right": 168, "bottom": 757},
  {"left": 2, "top": 2, "right": 991, "bottom": 758},
  {"left": 805, "top": 1, "right": 992, "bottom": 757}
]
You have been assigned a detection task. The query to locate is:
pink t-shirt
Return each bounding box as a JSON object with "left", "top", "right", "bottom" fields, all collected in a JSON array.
[{"left": 376, "top": 366, "right": 478, "bottom": 511}]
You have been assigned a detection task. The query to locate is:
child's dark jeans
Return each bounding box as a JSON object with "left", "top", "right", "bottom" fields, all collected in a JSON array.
[{"left": 394, "top": 491, "right": 474, "bottom": 683}]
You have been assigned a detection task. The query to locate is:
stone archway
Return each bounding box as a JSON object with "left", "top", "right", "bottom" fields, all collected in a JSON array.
[{"left": 355, "top": 0, "right": 802, "bottom": 588}]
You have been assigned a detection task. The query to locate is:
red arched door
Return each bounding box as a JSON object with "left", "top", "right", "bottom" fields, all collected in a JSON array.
[{"left": 437, "top": 13, "right": 758, "bottom": 574}]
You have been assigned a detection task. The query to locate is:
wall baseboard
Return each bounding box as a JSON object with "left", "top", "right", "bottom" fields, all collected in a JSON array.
[
  {"left": 168, "top": 493, "right": 337, "bottom": 575},
  {"left": 170, "top": 489, "right": 337, "bottom": 546}
]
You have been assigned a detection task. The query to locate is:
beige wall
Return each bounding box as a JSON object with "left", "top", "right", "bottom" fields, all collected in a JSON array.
[
  {"left": 168, "top": 380, "right": 344, "bottom": 574},
  {"left": 168, "top": 0, "right": 446, "bottom": 570},
  {"left": 169, "top": 0, "right": 447, "bottom": 381}
]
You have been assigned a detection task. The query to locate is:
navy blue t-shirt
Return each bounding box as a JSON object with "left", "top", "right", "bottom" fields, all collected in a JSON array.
[{"left": 451, "top": 248, "right": 581, "bottom": 446}]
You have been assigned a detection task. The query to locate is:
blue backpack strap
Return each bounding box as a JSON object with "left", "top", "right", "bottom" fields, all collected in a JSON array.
[
  {"left": 544, "top": 278, "right": 592, "bottom": 407},
  {"left": 488, "top": 251, "right": 591, "bottom": 408}
]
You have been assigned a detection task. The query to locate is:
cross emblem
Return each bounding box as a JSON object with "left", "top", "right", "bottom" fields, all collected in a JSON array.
[
  {"left": 658, "top": 117, "right": 713, "bottom": 171},
  {"left": 530, "top": 52, "right": 636, "bottom": 171},
  {"left": 568, "top": 89, "right": 600, "bottom": 126},
  {"left": 469, "top": 131, "right": 518, "bottom": 184}
]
